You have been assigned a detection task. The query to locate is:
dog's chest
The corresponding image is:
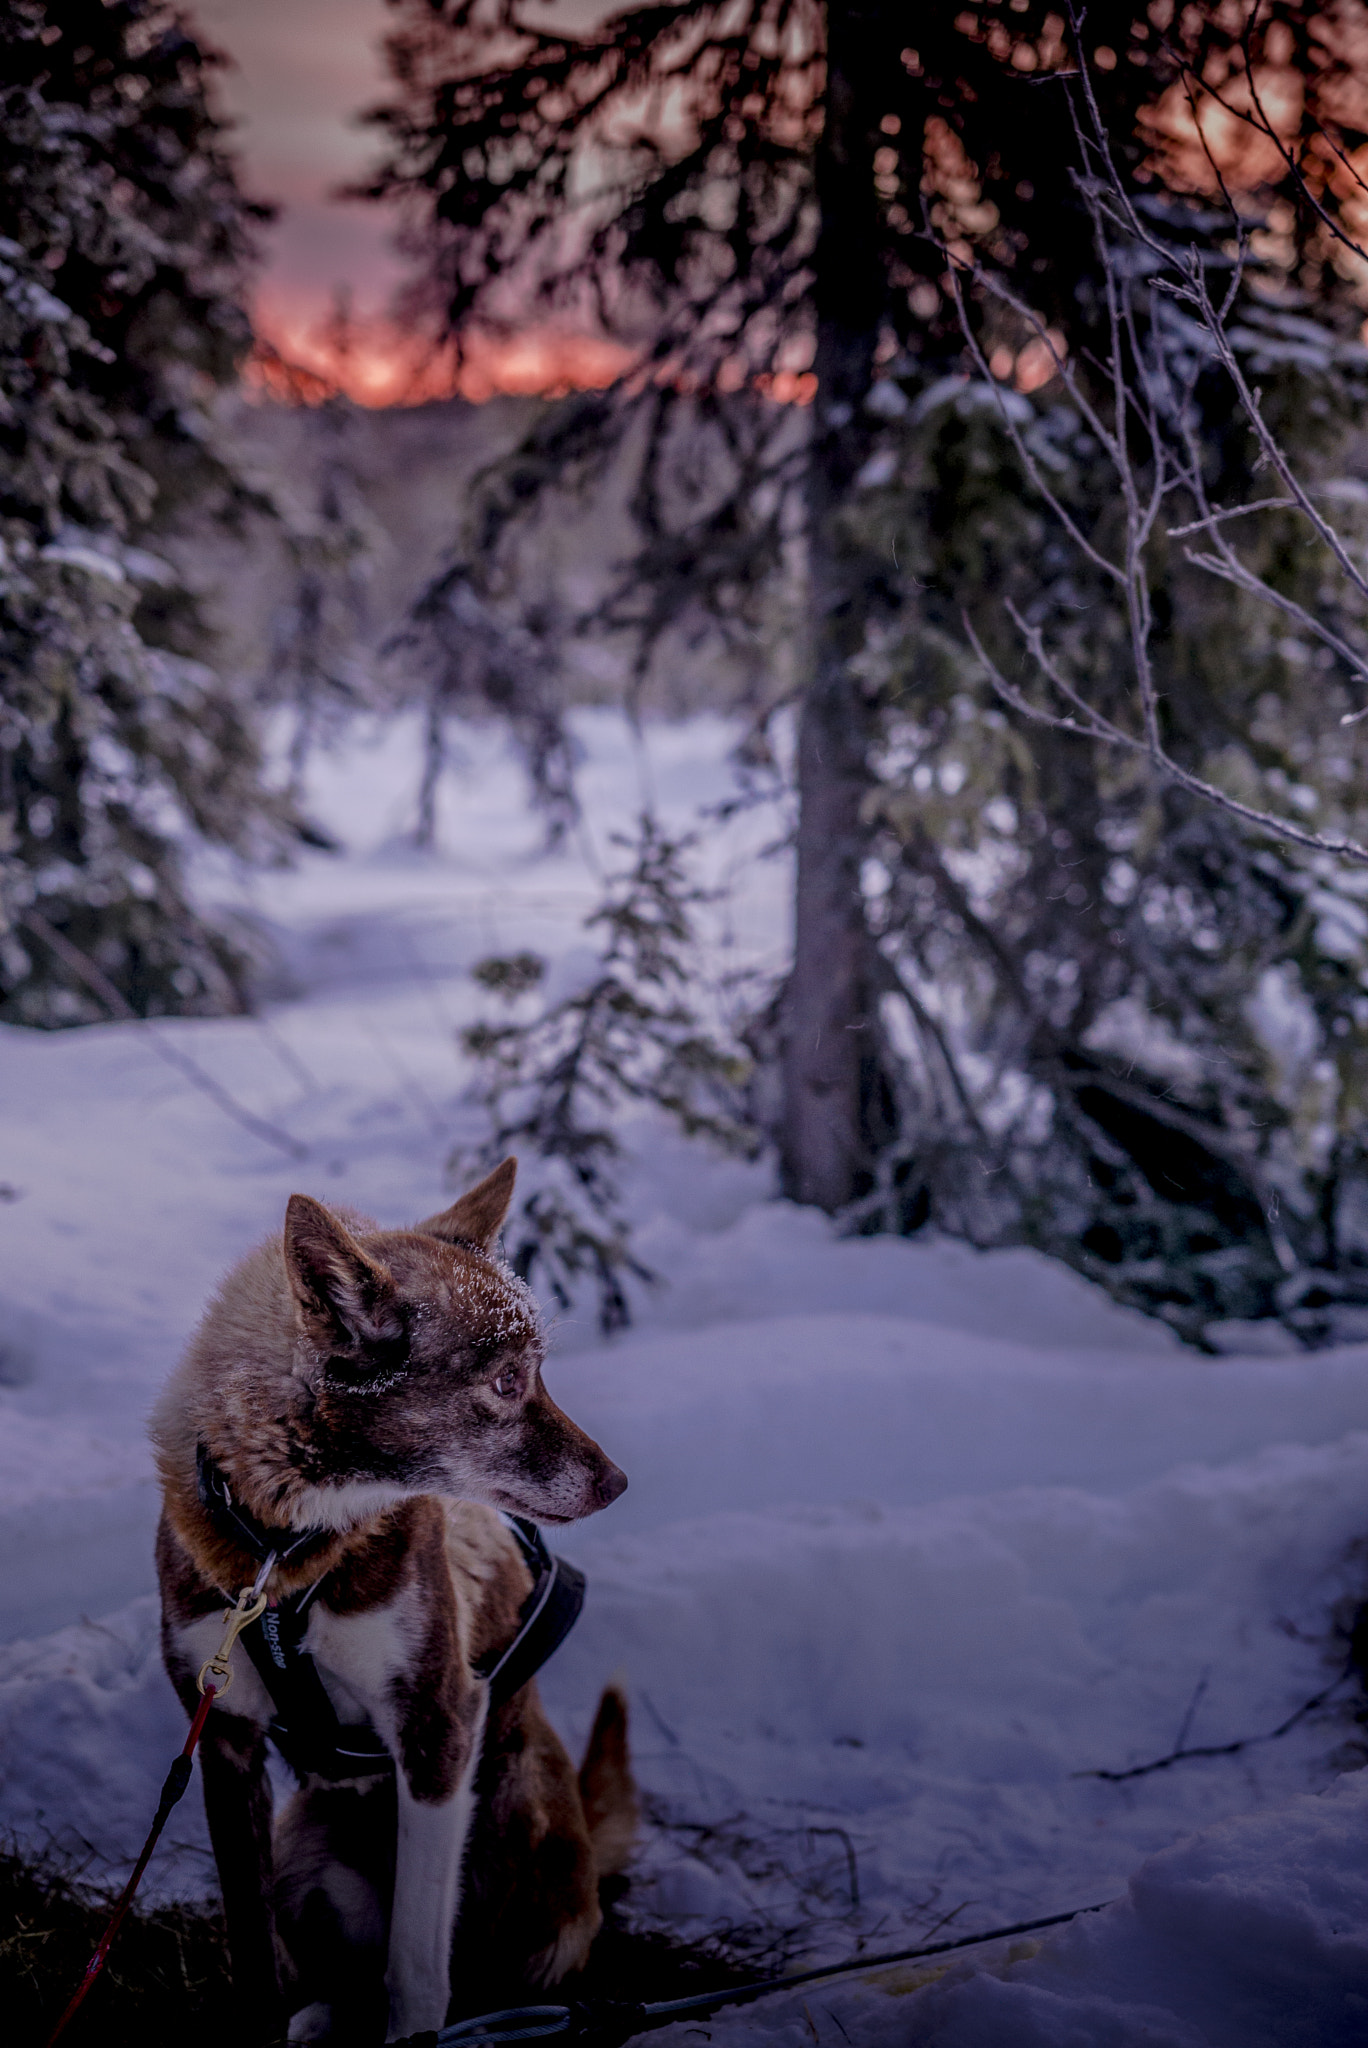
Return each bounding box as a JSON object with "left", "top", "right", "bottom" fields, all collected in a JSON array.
[{"left": 301, "top": 1587, "right": 420, "bottom": 1728}]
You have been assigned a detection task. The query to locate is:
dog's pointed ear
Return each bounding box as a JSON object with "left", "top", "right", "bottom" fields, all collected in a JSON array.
[
  {"left": 415, "top": 1157, "right": 517, "bottom": 1253},
  {"left": 283, "top": 1195, "right": 402, "bottom": 1350}
]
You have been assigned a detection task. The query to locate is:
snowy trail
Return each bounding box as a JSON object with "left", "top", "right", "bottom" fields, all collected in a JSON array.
[{"left": 2, "top": 711, "right": 1366, "bottom": 2045}]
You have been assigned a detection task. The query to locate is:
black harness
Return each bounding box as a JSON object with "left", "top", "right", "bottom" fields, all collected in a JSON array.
[{"left": 196, "top": 1447, "right": 586, "bottom": 1782}]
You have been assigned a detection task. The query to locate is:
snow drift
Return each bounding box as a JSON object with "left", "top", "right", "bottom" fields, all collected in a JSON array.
[{"left": 1, "top": 713, "right": 1365, "bottom": 2044}]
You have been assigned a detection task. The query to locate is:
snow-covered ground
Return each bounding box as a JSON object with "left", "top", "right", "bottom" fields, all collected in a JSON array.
[{"left": 2, "top": 712, "right": 1366, "bottom": 2046}]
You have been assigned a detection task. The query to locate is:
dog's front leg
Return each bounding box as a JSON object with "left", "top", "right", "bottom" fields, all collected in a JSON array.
[
  {"left": 385, "top": 1689, "right": 489, "bottom": 2043},
  {"left": 199, "top": 1712, "right": 287, "bottom": 2040}
]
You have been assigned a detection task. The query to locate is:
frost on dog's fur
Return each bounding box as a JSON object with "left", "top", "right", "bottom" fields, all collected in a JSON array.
[{"left": 150, "top": 1159, "right": 634, "bottom": 2046}]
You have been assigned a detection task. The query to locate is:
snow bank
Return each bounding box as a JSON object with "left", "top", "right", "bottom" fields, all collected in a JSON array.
[
  {"left": 0, "top": 1597, "right": 212, "bottom": 1888},
  {"left": 4, "top": 1425, "right": 1361, "bottom": 1940},
  {"left": 539, "top": 1428, "right": 1368, "bottom": 1950},
  {"left": 549, "top": 1305, "right": 1368, "bottom": 1535},
  {"left": 658, "top": 1770, "right": 1368, "bottom": 2048},
  {"left": 972, "top": 1771, "right": 1368, "bottom": 2048},
  {"left": 1, "top": 711, "right": 1365, "bottom": 2043}
]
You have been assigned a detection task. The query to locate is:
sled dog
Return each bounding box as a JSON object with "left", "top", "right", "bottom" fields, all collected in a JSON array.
[{"left": 151, "top": 1159, "right": 635, "bottom": 2045}]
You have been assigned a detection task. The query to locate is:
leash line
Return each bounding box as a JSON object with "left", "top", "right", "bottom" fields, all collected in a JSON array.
[
  {"left": 43, "top": 1686, "right": 219, "bottom": 2048},
  {"left": 432, "top": 1898, "right": 1123, "bottom": 2046},
  {"left": 44, "top": 1560, "right": 278, "bottom": 2048}
]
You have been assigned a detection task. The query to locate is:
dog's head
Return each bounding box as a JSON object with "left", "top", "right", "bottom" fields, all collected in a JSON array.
[{"left": 281, "top": 1160, "right": 626, "bottom": 1527}]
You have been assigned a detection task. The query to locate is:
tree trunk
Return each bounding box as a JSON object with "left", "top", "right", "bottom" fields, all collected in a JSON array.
[
  {"left": 415, "top": 689, "right": 445, "bottom": 848},
  {"left": 779, "top": 0, "right": 891, "bottom": 1211}
]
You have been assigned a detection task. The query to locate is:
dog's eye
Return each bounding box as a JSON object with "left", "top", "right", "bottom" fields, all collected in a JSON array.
[{"left": 488, "top": 1357, "right": 532, "bottom": 1400}]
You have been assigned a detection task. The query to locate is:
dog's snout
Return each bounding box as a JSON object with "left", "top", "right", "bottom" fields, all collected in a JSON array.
[{"left": 596, "top": 1459, "right": 628, "bottom": 1508}]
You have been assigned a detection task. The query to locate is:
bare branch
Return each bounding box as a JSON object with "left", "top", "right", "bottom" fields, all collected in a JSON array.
[
  {"left": 934, "top": 5, "right": 1368, "bottom": 869},
  {"left": 1180, "top": 542, "right": 1368, "bottom": 692},
  {"left": 940, "top": 260, "right": 1128, "bottom": 588},
  {"left": 1166, "top": 498, "right": 1294, "bottom": 536},
  {"left": 1175, "top": 23, "right": 1368, "bottom": 275},
  {"left": 1216, "top": 338, "right": 1368, "bottom": 607},
  {"left": 1076, "top": 1656, "right": 1356, "bottom": 1784},
  {"left": 963, "top": 609, "right": 1368, "bottom": 863}
]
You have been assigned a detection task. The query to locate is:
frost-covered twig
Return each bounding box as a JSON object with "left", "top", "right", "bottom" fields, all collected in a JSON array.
[
  {"left": 960, "top": 614, "right": 1368, "bottom": 863},
  {"left": 1076, "top": 1655, "right": 1355, "bottom": 1783}
]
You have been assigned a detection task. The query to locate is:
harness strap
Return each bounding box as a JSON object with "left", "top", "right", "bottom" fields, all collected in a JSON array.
[
  {"left": 474, "top": 1515, "right": 586, "bottom": 1704},
  {"left": 216, "top": 1501, "right": 584, "bottom": 1781},
  {"left": 241, "top": 1587, "right": 393, "bottom": 1781}
]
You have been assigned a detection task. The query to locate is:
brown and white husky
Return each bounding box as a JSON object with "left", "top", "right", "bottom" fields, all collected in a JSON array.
[{"left": 151, "top": 1159, "right": 635, "bottom": 2046}]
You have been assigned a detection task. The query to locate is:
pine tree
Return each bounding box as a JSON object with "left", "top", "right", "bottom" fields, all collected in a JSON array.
[
  {"left": 834, "top": 40, "right": 1368, "bottom": 1346},
  {"left": 844, "top": 335, "right": 1368, "bottom": 1344},
  {"left": 0, "top": 0, "right": 278, "bottom": 1026},
  {"left": 364, "top": 0, "right": 1356, "bottom": 1213}
]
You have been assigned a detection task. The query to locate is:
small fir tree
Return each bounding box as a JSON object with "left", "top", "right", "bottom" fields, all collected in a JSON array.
[{"left": 455, "top": 817, "right": 754, "bottom": 1330}]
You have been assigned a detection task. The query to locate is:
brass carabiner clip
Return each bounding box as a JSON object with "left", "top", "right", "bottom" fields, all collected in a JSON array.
[{"left": 197, "top": 1584, "right": 270, "bottom": 1697}]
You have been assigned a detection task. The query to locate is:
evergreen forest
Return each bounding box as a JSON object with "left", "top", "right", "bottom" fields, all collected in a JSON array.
[{"left": 10, "top": 0, "right": 1368, "bottom": 1351}]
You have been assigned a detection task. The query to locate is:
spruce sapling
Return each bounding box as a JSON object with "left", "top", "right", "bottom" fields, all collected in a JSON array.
[{"left": 455, "top": 818, "right": 755, "bottom": 1332}]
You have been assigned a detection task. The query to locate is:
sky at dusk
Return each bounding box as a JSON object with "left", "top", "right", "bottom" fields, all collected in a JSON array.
[
  {"left": 193, "top": 0, "right": 410, "bottom": 391},
  {"left": 194, "top": 0, "right": 624, "bottom": 403}
]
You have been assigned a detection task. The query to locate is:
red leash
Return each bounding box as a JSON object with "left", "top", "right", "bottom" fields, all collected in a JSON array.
[
  {"left": 44, "top": 1567, "right": 273, "bottom": 2045},
  {"left": 43, "top": 1685, "right": 217, "bottom": 2048}
]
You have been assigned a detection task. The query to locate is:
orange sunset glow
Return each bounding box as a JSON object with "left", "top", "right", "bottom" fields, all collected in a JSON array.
[
  {"left": 246, "top": 312, "right": 635, "bottom": 409},
  {"left": 191, "top": 0, "right": 639, "bottom": 407}
]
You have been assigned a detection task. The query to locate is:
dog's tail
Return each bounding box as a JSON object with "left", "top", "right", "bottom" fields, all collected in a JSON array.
[{"left": 578, "top": 1680, "right": 639, "bottom": 1878}]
